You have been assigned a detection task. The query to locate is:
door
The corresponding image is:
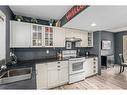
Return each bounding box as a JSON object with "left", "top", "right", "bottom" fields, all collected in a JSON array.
[
  {"left": 58, "top": 61, "right": 68, "bottom": 84},
  {"left": 123, "top": 36, "right": 127, "bottom": 62},
  {"left": 48, "top": 69, "right": 59, "bottom": 88},
  {"left": 31, "top": 24, "right": 44, "bottom": 47},
  {"left": 0, "top": 11, "right": 6, "bottom": 61},
  {"left": 36, "top": 64, "right": 48, "bottom": 89},
  {"left": 69, "top": 59, "right": 85, "bottom": 75},
  {"left": 44, "top": 26, "right": 53, "bottom": 47},
  {"left": 58, "top": 67, "right": 68, "bottom": 85},
  {"left": 53, "top": 27, "right": 65, "bottom": 47},
  {"left": 65, "top": 28, "right": 74, "bottom": 38},
  {"left": 11, "top": 21, "right": 31, "bottom": 47},
  {"left": 84, "top": 58, "right": 93, "bottom": 77},
  {"left": 80, "top": 31, "right": 88, "bottom": 47}
]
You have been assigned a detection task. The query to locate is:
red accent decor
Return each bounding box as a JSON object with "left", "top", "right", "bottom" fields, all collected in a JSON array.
[{"left": 66, "top": 5, "right": 87, "bottom": 21}]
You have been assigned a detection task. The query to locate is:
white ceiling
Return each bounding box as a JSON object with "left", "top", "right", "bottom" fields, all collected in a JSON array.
[
  {"left": 63, "top": 6, "right": 127, "bottom": 32},
  {"left": 9, "top": 6, "right": 72, "bottom": 20}
]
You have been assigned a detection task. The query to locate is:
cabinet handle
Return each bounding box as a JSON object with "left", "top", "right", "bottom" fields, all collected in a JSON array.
[
  {"left": 57, "top": 66, "right": 60, "bottom": 68},
  {"left": 93, "top": 70, "right": 96, "bottom": 73},
  {"left": 93, "top": 66, "right": 96, "bottom": 68},
  {"left": 57, "top": 69, "right": 60, "bottom": 71},
  {"left": 57, "top": 62, "right": 60, "bottom": 64}
]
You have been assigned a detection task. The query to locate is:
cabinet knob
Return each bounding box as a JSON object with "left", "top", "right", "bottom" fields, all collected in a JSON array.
[
  {"left": 57, "top": 62, "right": 60, "bottom": 64},
  {"left": 93, "top": 66, "right": 96, "bottom": 68},
  {"left": 57, "top": 66, "right": 60, "bottom": 68}
]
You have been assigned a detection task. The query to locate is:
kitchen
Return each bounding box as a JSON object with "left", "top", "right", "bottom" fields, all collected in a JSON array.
[{"left": 0, "top": 5, "right": 127, "bottom": 90}]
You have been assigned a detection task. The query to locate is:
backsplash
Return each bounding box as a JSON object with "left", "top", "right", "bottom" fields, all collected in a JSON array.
[{"left": 10, "top": 47, "right": 95, "bottom": 61}]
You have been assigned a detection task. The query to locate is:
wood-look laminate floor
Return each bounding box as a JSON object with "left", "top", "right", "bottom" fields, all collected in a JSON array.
[{"left": 52, "top": 65, "right": 127, "bottom": 90}]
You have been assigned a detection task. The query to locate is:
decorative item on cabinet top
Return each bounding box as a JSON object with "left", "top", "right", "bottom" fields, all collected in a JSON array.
[
  {"left": 31, "top": 18, "right": 38, "bottom": 23},
  {"left": 49, "top": 19, "right": 54, "bottom": 26},
  {"left": 15, "top": 15, "right": 23, "bottom": 22}
]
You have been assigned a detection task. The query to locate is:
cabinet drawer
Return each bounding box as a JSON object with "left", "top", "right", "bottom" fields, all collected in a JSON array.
[
  {"left": 58, "top": 61, "right": 68, "bottom": 68},
  {"left": 47, "top": 62, "right": 58, "bottom": 70},
  {"left": 47, "top": 61, "right": 68, "bottom": 70}
]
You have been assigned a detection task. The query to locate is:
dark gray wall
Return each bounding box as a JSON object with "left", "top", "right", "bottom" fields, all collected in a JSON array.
[
  {"left": 0, "top": 6, "right": 14, "bottom": 63},
  {"left": 101, "top": 31, "right": 115, "bottom": 56},
  {"left": 114, "top": 31, "right": 127, "bottom": 64}
]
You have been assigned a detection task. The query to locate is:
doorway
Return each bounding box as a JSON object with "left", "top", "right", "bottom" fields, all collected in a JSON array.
[
  {"left": 123, "top": 35, "right": 127, "bottom": 62},
  {"left": 0, "top": 10, "right": 6, "bottom": 64}
]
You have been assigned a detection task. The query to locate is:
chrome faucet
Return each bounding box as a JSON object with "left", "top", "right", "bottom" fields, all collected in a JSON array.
[{"left": 0, "top": 59, "right": 7, "bottom": 72}]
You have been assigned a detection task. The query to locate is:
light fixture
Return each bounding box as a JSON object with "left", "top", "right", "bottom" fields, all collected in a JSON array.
[{"left": 91, "top": 22, "right": 96, "bottom": 27}]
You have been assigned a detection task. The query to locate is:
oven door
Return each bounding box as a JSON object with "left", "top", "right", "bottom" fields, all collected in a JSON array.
[{"left": 69, "top": 60, "right": 85, "bottom": 75}]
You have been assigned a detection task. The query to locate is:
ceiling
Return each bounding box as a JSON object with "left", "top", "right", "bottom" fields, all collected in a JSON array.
[
  {"left": 63, "top": 6, "right": 127, "bottom": 32},
  {"left": 9, "top": 6, "right": 72, "bottom": 20}
]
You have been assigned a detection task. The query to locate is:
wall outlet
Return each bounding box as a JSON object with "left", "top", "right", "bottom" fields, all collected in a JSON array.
[{"left": 46, "top": 50, "right": 49, "bottom": 54}]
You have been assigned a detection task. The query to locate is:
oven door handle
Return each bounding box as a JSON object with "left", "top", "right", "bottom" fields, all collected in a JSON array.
[{"left": 69, "top": 60, "right": 85, "bottom": 62}]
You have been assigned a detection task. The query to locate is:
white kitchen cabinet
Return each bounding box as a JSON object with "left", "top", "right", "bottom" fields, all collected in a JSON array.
[
  {"left": 10, "top": 21, "right": 31, "bottom": 47},
  {"left": 31, "top": 24, "right": 44, "bottom": 47},
  {"left": 65, "top": 28, "right": 81, "bottom": 38},
  {"left": 53, "top": 27, "right": 65, "bottom": 47},
  {"left": 88, "top": 32, "right": 93, "bottom": 47},
  {"left": 36, "top": 63, "right": 48, "bottom": 89},
  {"left": 48, "top": 68, "right": 59, "bottom": 88},
  {"left": 47, "top": 61, "right": 68, "bottom": 88},
  {"left": 44, "top": 26, "right": 53, "bottom": 47},
  {"left": 58, "top": 67, "right": 68, "bottom": 85},
  {"left": 80, "top": 31, "right": 88, "bottom": 47},
  {"left": 84, "top": 58, "right": 93, "bottom": 77},
  {"left": 36, "top": 61, "right": 68, "bottom": 89},
  {"left": 84, "top": 57, "right": 98, "bottom": 78},
  {"left": 65, "top": 28, "right": 74, "bottom": 38}
]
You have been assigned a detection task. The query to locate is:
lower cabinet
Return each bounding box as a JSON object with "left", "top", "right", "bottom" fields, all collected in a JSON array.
[
  {"left": 84, "top": 57, "right": 98, "bottom": 78},
  {"left": 48, "top": 69, "right": 59, "bottom": 88},
  {"left": 36, "top": 61, "right": 68, "bottom": 89},
  {"left": 58, "top": 67, "right": 68, "bottom": 85},
  {"left": 36, "top": 64, "right": 48, "bottom": 89}
]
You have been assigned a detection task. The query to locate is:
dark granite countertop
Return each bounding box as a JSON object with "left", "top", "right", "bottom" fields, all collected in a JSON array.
[
  {"left": 1, "top": 55, "right": 98, "bottom": 75},
  {"left": 79, "top": 54, "right": 98, "bottom": 59}
]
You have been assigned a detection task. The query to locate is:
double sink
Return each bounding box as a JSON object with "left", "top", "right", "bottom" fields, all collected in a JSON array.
[{"left": 0, "top": 67, "right": 32, "bottom": 85}]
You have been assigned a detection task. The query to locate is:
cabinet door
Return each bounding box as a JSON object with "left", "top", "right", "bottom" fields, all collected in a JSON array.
[
  {"left": 44, "top": 27, "right": 53, "bottom": 47},
  {"left": 88, "top": 32, "right": 93, "bottom": 47},
  {"left": 10, "top": 21, "right": 31, "bottom": 47},
  {"left": 84, "top": 58, "right": 93, "bottom": 77},
  {"left": 80, "top": 31, "right": 88, "bottom": 47},
  {"left": 53, "top": 27, "right": 65, "bottom": 47},
  {"left": 31, "top": 24, "right": 44, "bottom": 47},
  {"left": 65, "top": 28, "right": 74, "bottom": 38},
  {"left": 36, "top": 64, "right": 47, "bottom": 89},
  {"left": 58, "top": 67, "right": 68, "bottom": 85},
  {"left": 48, "top": 69, "right": 59, "bottom": 88}
]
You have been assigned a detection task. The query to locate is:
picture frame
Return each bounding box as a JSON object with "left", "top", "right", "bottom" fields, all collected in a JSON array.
[{"left": 102, "top": 40, "right": 111, "bottom": 50}]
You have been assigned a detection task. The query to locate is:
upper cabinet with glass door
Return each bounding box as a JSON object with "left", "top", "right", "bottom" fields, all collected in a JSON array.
[
  {"left": 88, "top": 32, "right": 93, "bottom": 47},
  {"left": 44, "top": 27, "right": 53, "bottom": 47},
  {"left": 31, "top": 24, "right": 44, "bottom": 47}
]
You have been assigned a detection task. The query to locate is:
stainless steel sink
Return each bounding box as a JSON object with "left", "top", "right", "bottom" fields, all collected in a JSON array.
[{"left": 0, "top": 67, "right": 32, "bottom": 85}]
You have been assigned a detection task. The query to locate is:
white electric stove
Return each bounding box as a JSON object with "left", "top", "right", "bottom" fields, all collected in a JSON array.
[{"left": 62, "top": 50, "right": 85, "bottom": 84}]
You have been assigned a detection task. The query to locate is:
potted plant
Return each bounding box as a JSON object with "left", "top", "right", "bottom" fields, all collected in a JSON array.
[
  {"left": 49, "top": 19, "right": 54, "bottom": 26},
  {"left": 31, "top": 18, "right": 38, "bottom": 23},
  {"left": 15, "top": 15, "right": 23, "bottom": 22}
]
